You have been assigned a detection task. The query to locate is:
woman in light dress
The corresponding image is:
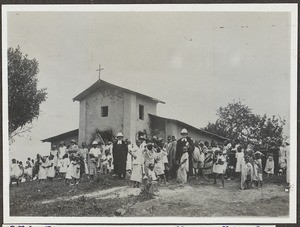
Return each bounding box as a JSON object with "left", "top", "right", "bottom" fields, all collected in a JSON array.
[
  {"left": 129, "top": 140, "right": 144, "bottom": 187},
  {"left": 235, "top": 145, "right": 244, "bottom": 179},
  {"left": 47, "top": 155, "right": 55, "bottom": 180},
  {"left": 38, "top": 158, "right": 48, "bottom": 183},
  {"left": 177, "top": 146, "right": 189, "bottom": 184},
  {"left": 213, "top": 150, "right": 226, "bottom": 188}
]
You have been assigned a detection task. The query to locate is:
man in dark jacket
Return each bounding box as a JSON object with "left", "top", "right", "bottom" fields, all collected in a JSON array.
[
  {"left": 112, "top": 132, "right": 128, "bottom": 179},
  {"left": 175, "top": 128, "right": 194, "bottom": 177}
]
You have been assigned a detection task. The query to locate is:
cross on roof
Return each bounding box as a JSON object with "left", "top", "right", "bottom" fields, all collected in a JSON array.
[{"left": 96, "top": 64, "right": 104, "bottom": 80}]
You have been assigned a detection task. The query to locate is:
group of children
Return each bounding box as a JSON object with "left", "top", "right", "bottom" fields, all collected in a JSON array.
[
  {"left": 10, "top": 134, "right": 289, "bottom": 191},
  {"left": 189, "top": 140, "right": 289, "bottom": 190}
]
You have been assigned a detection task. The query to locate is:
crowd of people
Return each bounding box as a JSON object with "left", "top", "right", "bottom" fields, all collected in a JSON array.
[{"left": 10, "top": 129, "right": 290, "bottom": 191}]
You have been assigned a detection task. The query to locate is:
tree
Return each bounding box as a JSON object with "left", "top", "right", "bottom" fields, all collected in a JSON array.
[
  {"left": 204, "top": 101, "right": 286, "bottom": 147},
  {"left": 8, "top": 46, "right": 47, "bottom": 142}
]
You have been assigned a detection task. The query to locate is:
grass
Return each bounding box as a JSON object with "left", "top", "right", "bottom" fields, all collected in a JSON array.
[
  {"left": 10, "top": 173, "right": 289, "bottom": 217},
  {"left": 10, "top": 173, "right": 133, "bottom": 216}
]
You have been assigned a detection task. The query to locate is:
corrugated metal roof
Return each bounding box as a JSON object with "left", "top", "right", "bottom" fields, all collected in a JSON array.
[{"left": 73, "top": 79, "right": 165, "bottom": 104}]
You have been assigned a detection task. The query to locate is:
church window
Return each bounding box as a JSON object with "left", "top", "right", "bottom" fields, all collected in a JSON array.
[
  {"left": 139, "top": 105, "right": 144, "bottom": 120},
  {"left": 101, "top": 106, "right": 108, "bottom": 117}
]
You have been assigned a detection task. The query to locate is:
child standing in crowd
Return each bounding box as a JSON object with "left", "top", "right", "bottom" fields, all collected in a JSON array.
[
  {"left": 264, "top": 155, "right": 274, "bottom": 179},
  {"left": 88, "top": 153, "right": 98, "bottom": 180},
  {"left": 154, "top": 147, "right": 167, "bottom": 185},
  {"left": 213, "top": 150, "right": 226, "bottom": 188},
  {"left": 65, "top": 156, "right": 75, "bottom": 184},
  {"left": 18, "top": 161, "right": 25, "bottom": 182},
  {"left": 227, "top": 147, "right": 236, "bottom": 180},
  {"left": 101, "top": 149, "right": 112, "bottom": 174},
  {"left": 146, "top": 163, "right": 158, "bottom": 182},
  {"left": 192, "top": 140, "right": 201, "bottom": 179},
  {"left": 203, "top": 141, "right": 213, "bottom": 179},
  {"left": 24, "top": 158, "right": 33, "bottom": 181},
  {"left": 177, "top": 146, "right": 189, "bottom": 184},
  {"left": 143, "top": 163, "right": 157, "bottom": 195},
  {"left": 279, "top": 142, "right": 287, "bottom": 175},
  {"left": 72, "top": 156, "right": 81, "bottom": 185},
  {"left": 32, "top": 155, "right": 41, "bottom": 180},
  {"left": 130, "top": 140, "right": 144, "bottom": 188},
  {"left": 59, "top": 154, "right": 69, "bottom": 177},
  {"left": 253, "top": 151, "right": 263, "bottom": 188},
  {"left": 235, "top": 145, "right": 244, "bottom": 179},
  {"left": 47, "top": 155, "right": 55, "bottom": 181},
  {"left": 144, "top": 143, "right": 155, "bottom": 174},
  {"left": 241, "top": 156, "right": 253, "bottom": 190},
  {"left": 198, "top": 142, "right": 205, "bottom": 179},
  {"left": 65, "top": 156, "right": 79, "bottom": 185},
  {"left": 162, "top": 150, "right": 169, "bottom": 182},
  {"left": 38, "top": 158, "right": 48, "bottom": 183},
  {"left": 10, "top": 159, "right": 21, "bottom": 186}
]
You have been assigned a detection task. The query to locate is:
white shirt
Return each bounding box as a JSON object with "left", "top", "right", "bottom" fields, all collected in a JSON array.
[
  {"left": 89, "top": 147, "right": 101, "bottom": 157},
  {"left": 117, "top": 140, "right": 123, "bottom": 145}
]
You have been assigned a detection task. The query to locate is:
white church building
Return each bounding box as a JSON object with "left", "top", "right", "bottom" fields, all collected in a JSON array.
[{"left": 42, "top": 79, "right": 227, "bottom": 147}]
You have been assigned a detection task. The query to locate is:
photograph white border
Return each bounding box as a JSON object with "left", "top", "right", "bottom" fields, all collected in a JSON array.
[{"left": 2, "top": 3, "right": 298, "bottom": 224}]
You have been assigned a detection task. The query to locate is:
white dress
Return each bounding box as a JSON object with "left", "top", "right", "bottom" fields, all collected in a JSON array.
[
  {"left": 264, "top": 158, "right": 274, "bottom": 174},
  {"left": 66, "top": 161, "right": 76, "bottom": 179},
  {"left": 50, "top": 149, "right": 58, "bottom": 167},
  {"left": 130, "top": 146, "right": 144, "bottom": 183},
  {"left": 58, "top": 146, "right": 67, "bottom": 167},
  {"left": 213, "top": 155, "right": 226, "bottom": 174},
  {"left": 60, "top": 158, "right": 69, "bottom": 173},
  {"left": 72, "top": 163, "right": 80, "bottom": 179},
  {"left": 47, "top": 160, "right": 55, "bottom": 178},
  {"left": 38, "top": 163, "right": 47, "bottom": 180},
  {"left": 10, "top": 163, "right": 21, "bottom": 178},
  {"left": 89, "top": 147, "right": 101, "bottom": 168},
  {"left": 177, "top": 152, "right": 189, "bottom": 183},
  {"left": 154, "top": 152, "right": 165, "bottom": 175},
  {"left": 235, "top": 151, "right": 244, "bottom": 172},
  {"left": 126, "top": 148, "right": 133, "bottom": 171}
]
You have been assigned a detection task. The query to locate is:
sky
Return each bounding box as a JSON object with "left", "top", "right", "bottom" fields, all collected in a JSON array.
[{"left": 6, "top": 10, "right": 291, "bottom": 162}]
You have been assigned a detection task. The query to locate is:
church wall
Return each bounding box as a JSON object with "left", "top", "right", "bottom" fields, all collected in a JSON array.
[
  {"left": 135, "top": 95, "right": 157, "bottom": 139},
  {"left": 123, "top": 92, "right": 137, "bottom": 142},
  {"left": 79, "top": 99, "right": 86, "bottom": 144},
  {"left": 82, "top": 86, "right": 125, "bottom": 145}
]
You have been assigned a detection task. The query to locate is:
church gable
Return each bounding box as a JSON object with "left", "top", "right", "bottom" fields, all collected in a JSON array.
[{"left": 80, "top": 84, "right": 125, "bottom": 144}]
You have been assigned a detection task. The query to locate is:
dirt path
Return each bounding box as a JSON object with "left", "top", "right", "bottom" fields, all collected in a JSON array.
[
  {"left": 41, "top": 186, "right": 141, "bottom": 204},
  {"left": 125, "top": 181, "right": 289, "bottom": 217},
  {"left": 38, "top": 178, "right": 289, "bottom": 217}
]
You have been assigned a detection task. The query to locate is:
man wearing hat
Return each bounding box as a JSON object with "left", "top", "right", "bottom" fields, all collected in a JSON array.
[
  {"left": 112, "top": 132, "right": 128, "bottom": 179},
  {"left": 175, "top": 128, "right": 194, "bottom": 177}
]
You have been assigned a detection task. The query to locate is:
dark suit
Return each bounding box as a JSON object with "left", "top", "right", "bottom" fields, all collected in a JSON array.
[
  {"left": 112, "top": 140, "right": 128, "bottom": 178},
  {"left": 176, "top": 137, "right": 194, "bottom": 176}
]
